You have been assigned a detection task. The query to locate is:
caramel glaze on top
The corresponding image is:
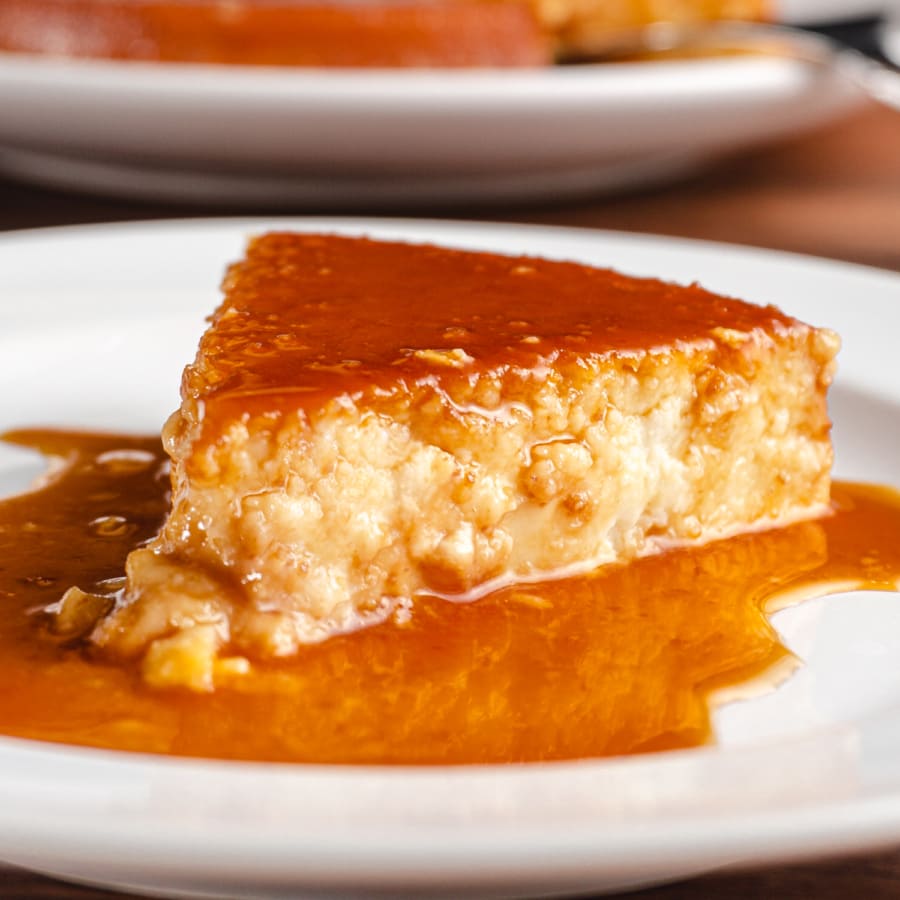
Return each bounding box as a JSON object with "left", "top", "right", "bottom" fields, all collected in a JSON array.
[
  {"left": 189, "top": 234, "right": 803, "bottom": 433},
  {"left": 1, "top": 430, "right": 899, "bottom": 764}
]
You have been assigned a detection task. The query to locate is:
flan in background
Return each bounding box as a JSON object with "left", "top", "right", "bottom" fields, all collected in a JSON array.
[
  {"left": 0, "top": 0, "right": 770, "bottom": 68},
  {"left": 0, "top": 1, "right": 880, "bottom": 207}
]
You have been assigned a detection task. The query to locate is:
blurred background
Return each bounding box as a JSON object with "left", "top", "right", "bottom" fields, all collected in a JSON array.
[{"left": 0, "top": 0, "right": 896, "bottom": 269}]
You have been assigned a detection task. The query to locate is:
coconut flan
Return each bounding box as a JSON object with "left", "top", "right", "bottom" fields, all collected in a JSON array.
[{"left": 82, "top": 233, "right": 838, "bottom": 689}]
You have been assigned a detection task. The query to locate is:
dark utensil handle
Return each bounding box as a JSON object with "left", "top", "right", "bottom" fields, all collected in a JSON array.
[{"left": 801, "top": 15, "right": 899, "bottom": 71}]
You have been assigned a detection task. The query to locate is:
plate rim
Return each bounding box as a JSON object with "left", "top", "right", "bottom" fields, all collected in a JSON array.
[
  {"left": 0, "top": 54, "right": 864, "bottom": 208},
  {"left": 1, "top": 214, "right": 898, "bottom": 280}
]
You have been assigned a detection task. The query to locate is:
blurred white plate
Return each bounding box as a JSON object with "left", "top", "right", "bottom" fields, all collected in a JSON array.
[
  {"left": 1, "top": 219, "right": 899, "bottom": 899},
  {"left": 0, "top": 39, "right": 866, "bottom": 208}
]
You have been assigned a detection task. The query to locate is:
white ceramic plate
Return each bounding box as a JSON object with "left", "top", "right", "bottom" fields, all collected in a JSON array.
[
  {"left": 1, "top": 219, "right": 900, "bottom": 899},
  {"left": 0, "top": 0, "right": 881, "bottom": 207},
  {"left": 0, "top": 18, "right": 868, "bottom": 209}
]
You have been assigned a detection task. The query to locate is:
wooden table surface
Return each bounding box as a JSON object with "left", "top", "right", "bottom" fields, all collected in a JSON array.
[{"left": 0, "top": 101, "right": 898, "bottom": 899}]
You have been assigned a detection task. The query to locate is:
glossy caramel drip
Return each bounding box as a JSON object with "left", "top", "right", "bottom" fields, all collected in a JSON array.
[{"left": 1, "top": 430, "right": 899, "bottom": 764}]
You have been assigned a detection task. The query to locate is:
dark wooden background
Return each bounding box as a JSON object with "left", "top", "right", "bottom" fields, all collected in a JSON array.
[{"left": 1, "top": 101, "right": 898, "bottom": 898}]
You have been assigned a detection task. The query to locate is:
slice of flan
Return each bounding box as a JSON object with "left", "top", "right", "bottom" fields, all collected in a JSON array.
[
  {"left": 0, "top": 0, "right": 552, "bottom": 68},
  {"left": 0, "top": 0, "right": 767, "bottom": 68},
  {"left": 88, "top": 233, "right": 838, "bottom": 690}
]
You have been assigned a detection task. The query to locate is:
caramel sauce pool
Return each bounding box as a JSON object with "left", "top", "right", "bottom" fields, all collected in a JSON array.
[{"left": 2, "top": 430, "right": 900, "bottom": 765}]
